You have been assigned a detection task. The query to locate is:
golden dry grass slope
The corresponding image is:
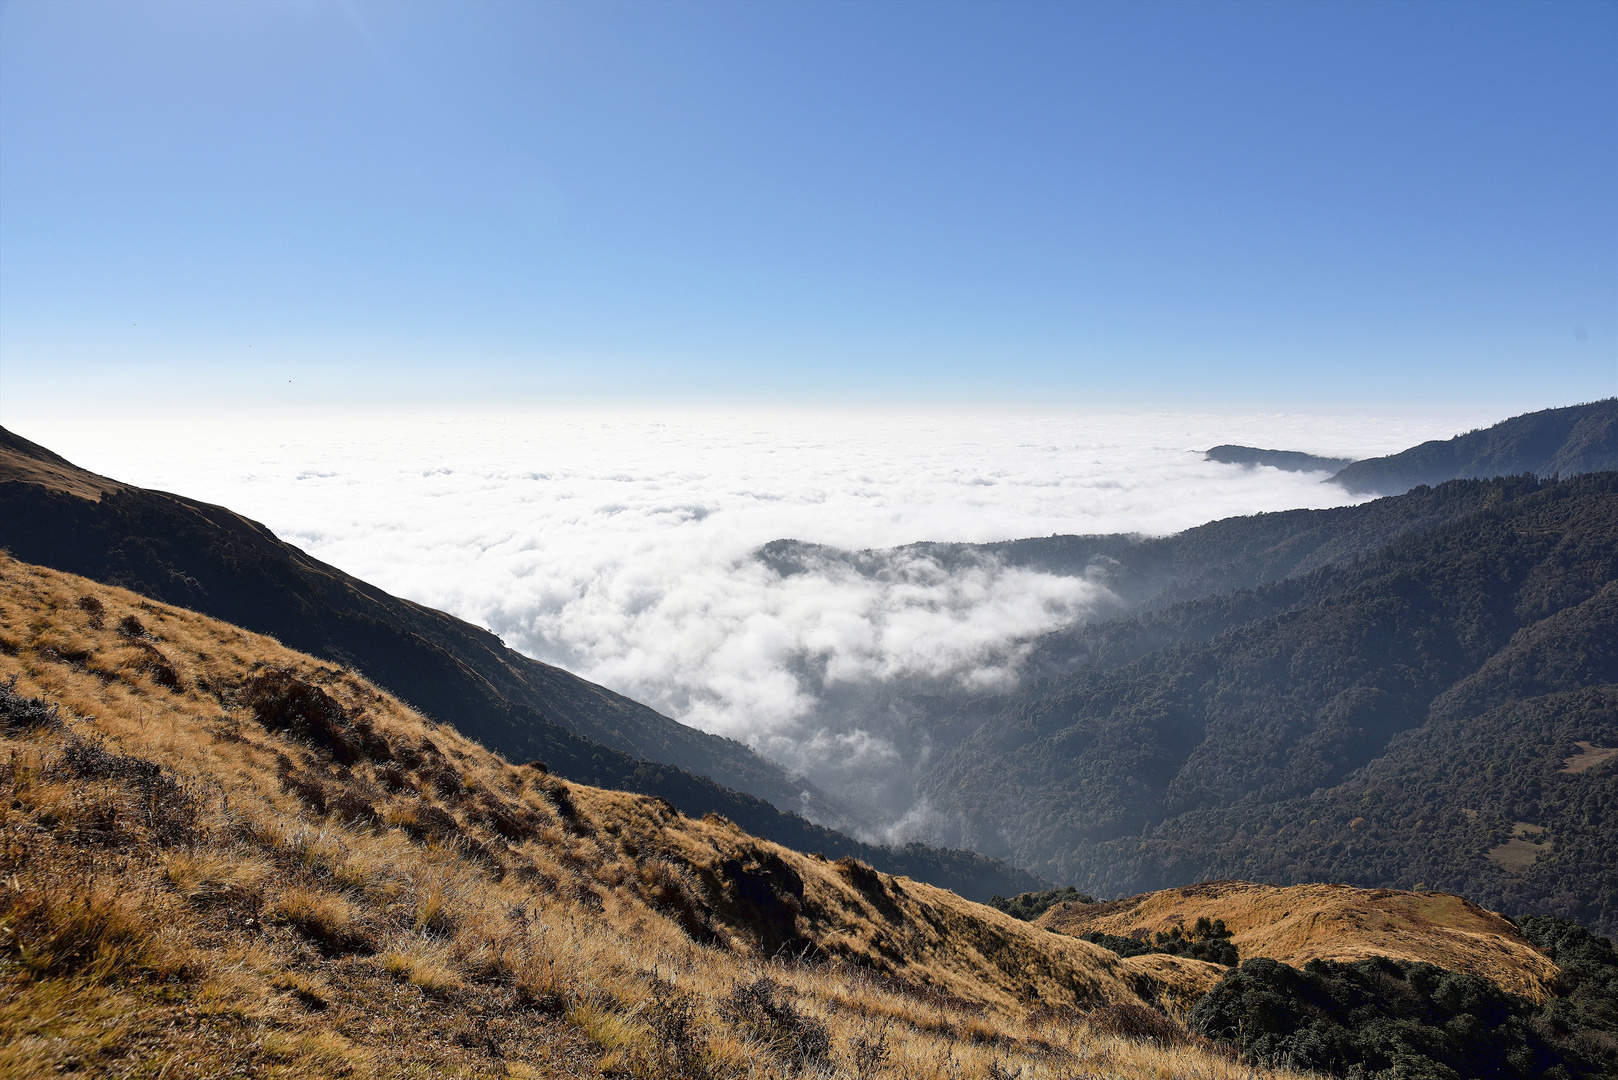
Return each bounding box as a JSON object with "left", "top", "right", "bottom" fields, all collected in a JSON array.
[
  {"left": 0, "top": 552, "right": 1298, "bottom": 1080},
  {"left": 0, "top": 428, "right": 125, "bottom": 502},
  {"left": 1035, "top": 879, "right": 1560, "bottom": 1003}
]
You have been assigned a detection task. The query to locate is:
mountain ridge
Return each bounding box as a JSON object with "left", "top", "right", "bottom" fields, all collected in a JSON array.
[
  {"left": 0, "top": 425, "right": 1044, "bottom": 901},
  {"left": 1328, "top": 399, "right": 1618, "bottom": 495},
  {"left": 1204, "top": 445, "right": 1354, "bottom": 472}
]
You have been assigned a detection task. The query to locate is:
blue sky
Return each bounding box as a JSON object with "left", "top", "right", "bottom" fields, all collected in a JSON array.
[{"left": 1, "top": 0, "right": 1614, "bottom": 414}]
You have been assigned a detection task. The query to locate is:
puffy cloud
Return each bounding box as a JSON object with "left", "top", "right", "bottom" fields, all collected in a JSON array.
[{"left": 28, "top": 406, "right": 1489, "bottom": 827}]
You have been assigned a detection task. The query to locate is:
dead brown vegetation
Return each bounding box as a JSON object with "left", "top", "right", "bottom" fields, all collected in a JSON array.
[
  {"left": 1035, "top": 878, "right": 1561, "bottom": 1002},
  {"left": 0, "top": 554, "right": 1308, "bottom": 1079}
]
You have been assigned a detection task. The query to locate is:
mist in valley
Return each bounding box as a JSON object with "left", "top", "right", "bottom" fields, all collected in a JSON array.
[{"left": 26, "top": 406, "right": 1496, "bottom": 839}]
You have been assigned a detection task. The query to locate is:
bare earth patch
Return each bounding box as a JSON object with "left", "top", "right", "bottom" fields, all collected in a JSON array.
[
  {"left": 1486, "top": 822, "right": 1552, "bottom": 874},
  {"left": 1561, "top": 741, "right": 1618, "bottom": 774}
]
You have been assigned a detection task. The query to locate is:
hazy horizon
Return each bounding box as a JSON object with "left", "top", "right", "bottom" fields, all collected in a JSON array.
[{"left": 10, "top": 402, "right": 1509, "bottom": 836}]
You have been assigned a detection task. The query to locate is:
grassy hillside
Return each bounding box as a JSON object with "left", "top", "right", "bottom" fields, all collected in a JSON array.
[
  {"left": 0, "top": 554, "right": 1284, "bottom": 1080},
  {"left": 0, "top": 426, "right": 1047, "bottom": 903},
  {"left": 1034, "top": 881, "right": 1559, "bottom": 1002}
]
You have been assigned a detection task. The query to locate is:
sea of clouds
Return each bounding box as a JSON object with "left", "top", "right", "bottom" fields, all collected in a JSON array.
[{"left": 23, "top": 407, "right": 1490, "bottom": 831}]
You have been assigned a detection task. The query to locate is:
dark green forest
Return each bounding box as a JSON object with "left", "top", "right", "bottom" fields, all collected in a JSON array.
[
  {"left": 919, "top": 472, "right": 1618, "bottom": 933},
  {"left": 987, "top": 885, "right": 1094, "bottom": 921},
  {"left": 1190, "top": 917, "right": 1618, "bottom": 1079},
  {"left": 1080, "top": 918, "right": 1239, "bottom": 967}
]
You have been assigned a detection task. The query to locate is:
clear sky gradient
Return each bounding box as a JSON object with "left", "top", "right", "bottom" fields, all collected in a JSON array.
[{"left": 1, "top": 0, "right": 1614, "bottom": 414}]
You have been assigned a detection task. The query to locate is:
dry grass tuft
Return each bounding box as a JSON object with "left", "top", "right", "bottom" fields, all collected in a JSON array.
[
  {"left": 0, "top": 877, "right": 166, "bottom": 982},
  {"left": 270, "top": 887, "right": 372, "bottom": 955},
  {"left": 379, "top": 937, "right": 463, "bottom": 997}
]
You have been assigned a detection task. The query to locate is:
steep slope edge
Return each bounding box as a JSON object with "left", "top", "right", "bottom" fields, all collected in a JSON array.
[
  {"left": 0, "top": 554, "right": 1276, "bottom": 1080},
  {"left": 0, "top": 429, "right": 1043, "bottom": 901},
  {"left": 0, "top": 425, "right": 804, "bottom": 808}
]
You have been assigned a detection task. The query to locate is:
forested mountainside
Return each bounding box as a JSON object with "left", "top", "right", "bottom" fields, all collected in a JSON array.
[
  {"left": 916, "top": 472, "right": 1618, "bottom": 933},
  {"left": 763, "top": 470, "right": 1536, "bottom": 640},
  {"left": 1329, "top": 398, "right": 1618, "bottom": 495},
  {"left": 763, "top": 404, "right": 1618, "bottom": 624},
  {"left": 0, "top": 428, "right": 1044, "bottom": 901}
]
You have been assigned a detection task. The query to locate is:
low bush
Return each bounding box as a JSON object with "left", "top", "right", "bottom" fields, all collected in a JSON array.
[
  {"left": 54, "top": 737, "right": 197, "bottom": 846},
  {"left": 1083, "top": 1001, "right": 1196, "bottom": 1047},
  {"left": 0, "top": 675, "right": 64, "bottom": 734},
  {"left": 243, "top": 669, "right": 362, "bottom": 765}
]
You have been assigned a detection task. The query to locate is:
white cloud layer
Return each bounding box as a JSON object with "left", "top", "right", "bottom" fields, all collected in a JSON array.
[{"left": 21, "top": 406, "right": 1491, "bottom": 828}]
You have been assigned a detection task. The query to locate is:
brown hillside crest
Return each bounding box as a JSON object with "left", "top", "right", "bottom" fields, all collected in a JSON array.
[{"left": 1035, "top": 878, "right": 1559, "bottom": 1002}]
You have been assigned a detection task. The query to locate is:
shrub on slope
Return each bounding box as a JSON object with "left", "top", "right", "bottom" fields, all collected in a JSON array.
[{"left": 1190, "top": 950, "right": 1617, "bottom": 1079}]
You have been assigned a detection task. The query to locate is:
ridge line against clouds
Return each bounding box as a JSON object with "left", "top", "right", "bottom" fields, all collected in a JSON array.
[{"left": 12, "top": 405, "right": 1497, "bottom": 832}]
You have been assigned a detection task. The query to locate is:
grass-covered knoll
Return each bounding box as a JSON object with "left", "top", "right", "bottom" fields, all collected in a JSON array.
[
  {"left": 1035, "top": 880, "right": 1560, "bottom": 1003},
  {"left": 0, "top": 554, "right": 1282, "bottom": 1080}
]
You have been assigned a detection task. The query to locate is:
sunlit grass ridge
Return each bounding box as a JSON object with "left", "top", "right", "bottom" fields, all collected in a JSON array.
[{"left": 0, "top": 553, "right": 1296, "bottom": 1078}]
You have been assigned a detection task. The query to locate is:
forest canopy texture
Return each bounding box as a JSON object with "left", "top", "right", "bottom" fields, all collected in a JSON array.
[
  {"left": 1190, "top": 913, "right": 1618, "bottom": 1080},
  {"left": 919, "top": 472, "right": 1618, "bottom": 934}
]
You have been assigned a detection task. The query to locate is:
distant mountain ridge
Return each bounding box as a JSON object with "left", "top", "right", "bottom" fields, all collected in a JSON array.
[
  {"left": 1328, "top": 399, "right": 1618, "bottom": 495},
  {"left": 765, "top": 403, "right": 1618, "bottom": 643},
  {"left": 1204, "top": 445, "right": 1354, "bottom": 472},
  {"left": 761, "top": 470, "right": 1526, "bottom": 636},
  {"left": 0, "top": 425, "right": 1045, "bottom": 901}
]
